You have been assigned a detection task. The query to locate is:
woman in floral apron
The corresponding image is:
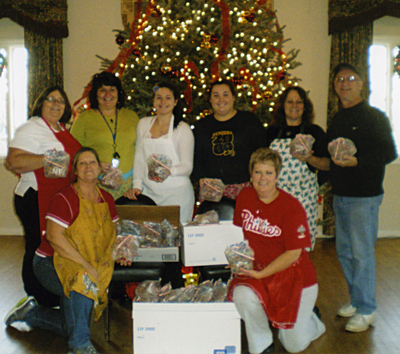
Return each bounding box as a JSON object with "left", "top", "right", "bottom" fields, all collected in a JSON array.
[{"left": 266, "top": 87, "right": 330, "bottom": 250}]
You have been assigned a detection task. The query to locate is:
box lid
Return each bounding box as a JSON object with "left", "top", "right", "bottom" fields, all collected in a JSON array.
[{"left": 116, "top": 205, "right": 180, "bottom": 227}]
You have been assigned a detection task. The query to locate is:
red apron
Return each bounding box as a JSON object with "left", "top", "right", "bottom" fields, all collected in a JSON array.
[
  {"left": 228, "top": 252, "right": 305, "bottom": 330},
  {"left": 35, "top": 118, "right": 82, "bottom": 256}
]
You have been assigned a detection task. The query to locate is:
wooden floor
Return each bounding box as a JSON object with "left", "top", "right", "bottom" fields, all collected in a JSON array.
[{"left": 1, "top": 236, "right": 400, "bottom": 354}]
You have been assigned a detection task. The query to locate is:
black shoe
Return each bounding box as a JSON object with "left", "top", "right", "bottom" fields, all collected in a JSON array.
[
  {"left": 260, "top": 343, "right": 275, "bottom": 354},
  {"left": 313, "top": 305, "right": 322, "bottom": 320}
]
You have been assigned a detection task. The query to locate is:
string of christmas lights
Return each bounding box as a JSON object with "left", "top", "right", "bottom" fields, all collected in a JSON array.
[{"left": 74, "top": 0, "right": 302, "bottom": 126}]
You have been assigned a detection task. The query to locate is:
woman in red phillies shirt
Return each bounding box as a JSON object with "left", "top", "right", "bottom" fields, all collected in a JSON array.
[{"left": 228, "top": 148, "right": 325, "bottom": 354}]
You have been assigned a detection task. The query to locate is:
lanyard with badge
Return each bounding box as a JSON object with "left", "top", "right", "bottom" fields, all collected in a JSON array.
[{"left": 99, "top": 108, "right": 120, "bottom": 169}]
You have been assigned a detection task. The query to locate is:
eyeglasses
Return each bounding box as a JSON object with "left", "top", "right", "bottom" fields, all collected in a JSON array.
[
  {"left": 285, "top": 100, "right": 304, "bottom": 105},
  {"left": 45, "top": 97, "right": 66, "bottom": 104},
  {"left": 335, "top": 75, "right": 359, "bottom": 83}
]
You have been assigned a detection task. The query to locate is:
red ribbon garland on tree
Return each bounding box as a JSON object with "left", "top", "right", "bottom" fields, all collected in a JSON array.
[
  {"left": 252, "top": 1, "right": 288, "bottom": 86},
  {"left": 181, "top": 62, "right": 200, "bottom": 113},
  {"left": 210, "top": 0, "right": 230, "bottom": 81}
]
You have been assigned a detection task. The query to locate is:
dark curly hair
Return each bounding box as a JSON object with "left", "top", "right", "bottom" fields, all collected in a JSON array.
[
  {"left": 153, "top": 81, "right": 184, "bottom": 130},
  {"left": 31, "top": 86, "right": 72, "bottom": 124},
  {"left": 88, "top": 72, "right": 125, "bottom": 109},
  {"left": 207, "top": 78, "right": 236, "bottom": 100},
  {"left": 271, "top": 86, "right": 314, "bottom": 128}
]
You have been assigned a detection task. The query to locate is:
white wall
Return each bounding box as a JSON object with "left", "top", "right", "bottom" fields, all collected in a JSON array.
[
  {"left": 0, "top": 0, "right": 399, "bottom": 236},
  {"left": 275, "top": 0, "right": 331, "bottom": 130},
  {"left": 63, "top": 0, "right": 122, "bottom": 105}
]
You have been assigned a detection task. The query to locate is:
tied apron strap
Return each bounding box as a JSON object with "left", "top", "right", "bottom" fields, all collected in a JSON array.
[{"left": 276, "top": 124, "right": 305, "bottom": 140}]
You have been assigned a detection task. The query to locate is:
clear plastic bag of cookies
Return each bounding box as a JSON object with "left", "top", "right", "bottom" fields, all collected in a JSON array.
[
  {"left": 43, "top": 149, "right": 70, "bottom": 178},
  {"left": 290, "top": 134, "right": 315, "bottom": 157},
  {"left": 146, "top": 154, "right": 172, "bottom": 182},
  {"left": 199, "top": 178, "right": 225, "bottom": 202},
  {"left": 328, "top": 137, "right": 357, "bottom": 161}
]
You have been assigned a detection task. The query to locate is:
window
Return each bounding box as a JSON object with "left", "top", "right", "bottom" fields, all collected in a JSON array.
[
  {"left": 0, "top": 19, "right": 28, "bottom": 157},
  {"left": 369, "top": 16, "right": 400, "bottom": 157}
]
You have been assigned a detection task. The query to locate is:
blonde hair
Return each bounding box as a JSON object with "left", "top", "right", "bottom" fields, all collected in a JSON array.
[{"left": 249, "top": 148, "right": 282, "bottom": 176}]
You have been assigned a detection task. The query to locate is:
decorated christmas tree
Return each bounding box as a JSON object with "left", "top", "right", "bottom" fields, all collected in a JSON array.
[{"left": 81, "top": 0, "right": 302, "bottom": 125}]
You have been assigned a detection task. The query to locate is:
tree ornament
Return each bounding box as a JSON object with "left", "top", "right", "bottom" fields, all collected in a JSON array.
[
  {"left": 232, "top": 76, "right": 244, "bottom": 86},
  {"left": 240, "top": 8, "right": 256, "bottom": 24},
  {"left": 151, "top": 6, "right": 162, "bottom": 17},
  {"left": 115, "top": 34, "right": 125, "bottom": 45},
  {"left": 240, "top": 10, "right": 250, "bottom": 23},
  {"left": 210, "top": 35, "right": 219, "bottom": 45},
  {"left": 201, "top": 34, "right": 212, "bottom": 49},
  {"left": 245, "top": 12, "right": 256, "bottom": 23},
  {"left": 169, "top": 69, "right": 179, "bottom": 78},
  {"left": 261, "top": 90, "right": 273, "bottom": 100},
  {"left": 160, "top": 63, "right": 173, "bottom": 76},
  {"left": 275, "top": 71, "right": 287, "bottom": 82},
  {"left": 131, "top": 49, "right": 141, "bottom": 57},
  {"left": 200, "top": 109, "right": 212, "bottom": 118}
]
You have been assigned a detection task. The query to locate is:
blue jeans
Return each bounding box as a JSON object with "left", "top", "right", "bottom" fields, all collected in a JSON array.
[
  {"left": 333, "top": 194, "right": 383, "bottom": 315},
  {"left": 25, "top": 255, "right": 94, "bottom": 350}
]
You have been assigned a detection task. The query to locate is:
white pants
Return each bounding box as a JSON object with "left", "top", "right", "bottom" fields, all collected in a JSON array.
[{"left": 232, "top": 284, "right": 326, "bottom": 354}]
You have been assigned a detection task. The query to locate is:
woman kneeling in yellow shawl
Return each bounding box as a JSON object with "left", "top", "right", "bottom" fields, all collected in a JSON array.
[{"left": 5, "top": 147, "right": 129, "bottom": 354}]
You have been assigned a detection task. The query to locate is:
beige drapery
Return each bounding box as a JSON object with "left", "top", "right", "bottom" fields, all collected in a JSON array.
[{"left": 0, "top": 1, "right": 68, "bottom": 112}]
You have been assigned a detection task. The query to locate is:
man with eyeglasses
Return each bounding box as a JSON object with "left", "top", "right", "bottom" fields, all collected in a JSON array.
[{"left": 327, "top": 63, "right": 397, "bottom": 332}]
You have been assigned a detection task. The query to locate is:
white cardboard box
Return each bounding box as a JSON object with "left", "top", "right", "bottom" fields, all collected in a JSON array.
[
  {"left": 133, "top": 247, "right": 179, "bottom": 262},
  {"left": 116, "top": 205, "right": 180, "bottom": 262},
  {"left": 132, "top": 302, "right": 241, "bottom": 354},
  {"left": 182, "top": 221, "right": 244, "bottom": 267}
]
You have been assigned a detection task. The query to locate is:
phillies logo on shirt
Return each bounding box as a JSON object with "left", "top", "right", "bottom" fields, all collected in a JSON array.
[
  {"left": 297, "top": 225, "right": 307, "bottom": 239},
  {"left": 241, "top": 209, "right": 282, "bottom": 237}
]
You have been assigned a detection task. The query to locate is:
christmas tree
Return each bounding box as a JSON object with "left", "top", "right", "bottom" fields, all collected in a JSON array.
[{"left": 81, "top": 0, "right": 302, "bottom": 125}]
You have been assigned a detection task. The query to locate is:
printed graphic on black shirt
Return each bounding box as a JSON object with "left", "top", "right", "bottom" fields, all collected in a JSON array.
[{"left": 212, "top": 130, "right": 235, "bottom": 156}]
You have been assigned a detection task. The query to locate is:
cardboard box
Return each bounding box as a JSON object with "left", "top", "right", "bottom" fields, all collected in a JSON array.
[
  {"left": 182, "top": 221, "right": 244, "bottom": 267},
  {"left": 132, "top": 302, "right": 241, "bottom": 354},
  {"left": 116, "top": 205, "right": 180, "bottom": 262}
]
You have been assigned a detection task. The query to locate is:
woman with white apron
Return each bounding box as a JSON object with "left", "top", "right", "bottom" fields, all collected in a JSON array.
[
  {"left": 267, "top": 87, "right": 330, "bottom": 250},
  {"left": 124, "top": 82, "right": 195, "bottom": 224}
]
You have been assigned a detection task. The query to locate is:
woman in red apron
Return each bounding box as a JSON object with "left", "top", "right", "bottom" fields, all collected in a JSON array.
[
  {"left": 228, "top": 148, "right": 326, "bottom": 354},
  {"left": 5, "top": 86, "right": 81, "bottom": 307}
]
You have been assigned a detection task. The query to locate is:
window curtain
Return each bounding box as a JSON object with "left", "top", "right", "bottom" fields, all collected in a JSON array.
[
  {"left": 324, "top": 0, "right": 400, "bottom": 236},
  {"left": 0, "top": 1, "right": 68, "bottom": 113}
]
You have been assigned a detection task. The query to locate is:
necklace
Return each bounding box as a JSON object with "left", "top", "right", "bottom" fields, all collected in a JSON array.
[
  {"left": 157, "top": 118, "right": 170, "bottom": 134},
  {"left": 98, "top": 108, "right": 120, "bottom": 159},
  {"left": 75, "top": 184, "right": 99, "bottom": 203}
]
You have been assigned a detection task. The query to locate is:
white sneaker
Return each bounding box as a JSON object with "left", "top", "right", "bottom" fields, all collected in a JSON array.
[
  {"left": 345, "top": 312, "right": 376, "bottom": 332},
  {"left": 337, "top": 303, "right": 357, "bottom": 317},
  {"left": 4, "top": 296, "right": 37, "bottom": 330},
  {"left": 9, "top": 321, "right": 33, "bottom": 332}
]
